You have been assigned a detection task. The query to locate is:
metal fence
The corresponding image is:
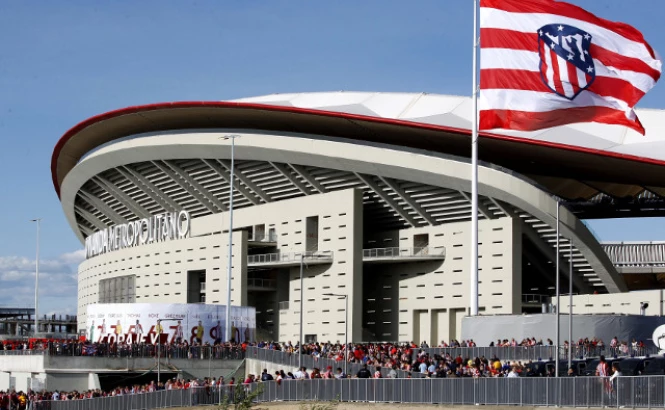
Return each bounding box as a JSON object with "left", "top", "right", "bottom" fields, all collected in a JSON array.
[
  {"left": 413, "top": 345, "right": 659, "bottom": 361},
  {"left": 247, "top": 346, "right": 416, "bottom": 379},
  {"left": 0, "top": 344, "right": 245, "bottom": 359},
  {"left": 31, "top": 376, "right": 665, "bottom": 409},
  {"left": 33, "top": 385, "right": 237, "bottom": 410},
  {"left": 362, "top": 247, "right": 445, "bottom": 259},
  {"left": 247, "top": 251, "right": 333, "bottom": 265}
]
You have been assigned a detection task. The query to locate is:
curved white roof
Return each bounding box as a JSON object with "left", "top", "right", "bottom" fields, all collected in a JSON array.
[{"left": 234, "top": 91, "right": 665, "bottom": 163}]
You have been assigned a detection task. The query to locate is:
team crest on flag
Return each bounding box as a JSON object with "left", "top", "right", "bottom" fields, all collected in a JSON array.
[{"left": 538, "top": 24, "right": 595, "bottom": 100}]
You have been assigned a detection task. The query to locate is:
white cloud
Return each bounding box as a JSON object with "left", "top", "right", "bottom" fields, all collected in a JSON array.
[
  {"left": 59, "top": 249, "right": 86, "bottom": 265},
  {"left": 0, "top": 250, "right": 83, "bottom": 314}
]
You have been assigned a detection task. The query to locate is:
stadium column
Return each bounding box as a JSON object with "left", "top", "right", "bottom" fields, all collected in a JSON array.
[{"left": 350, "top": 188, "right": 364, "bottom": 343}]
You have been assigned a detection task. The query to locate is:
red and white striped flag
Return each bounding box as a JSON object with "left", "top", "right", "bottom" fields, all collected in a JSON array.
[{"left": 479, "top": 0, "right": 662, "bottom": 134}]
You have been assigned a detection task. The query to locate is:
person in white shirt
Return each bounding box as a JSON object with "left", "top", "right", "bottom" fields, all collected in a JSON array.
[
  {"left": 134, "top": 320, "right": 144, "bottom": 343},
  {"left": 609, "top": 362, "right": 622, "bottom": 391},
  {"left": 175, "top": 321, "right": 184, "bottom": 343},
  {"left": 295, "top": 367, "right": 309, "bottom": 379},
  {"left": 507, "top": 367, "right": 520, "bottom": 378}
]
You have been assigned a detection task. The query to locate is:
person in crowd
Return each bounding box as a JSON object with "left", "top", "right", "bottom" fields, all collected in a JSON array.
[{"left": 356, "top": 364, "right": 372, "bottom": 378}]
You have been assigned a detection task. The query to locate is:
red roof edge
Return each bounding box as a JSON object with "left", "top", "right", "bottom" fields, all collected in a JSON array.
[{"left": 52, "top": 101, "right": 665, "bottom": 199}]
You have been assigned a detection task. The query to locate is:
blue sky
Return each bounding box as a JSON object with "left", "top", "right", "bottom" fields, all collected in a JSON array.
[{"left": 0, "top": 0, "right": 663, "bottom": 315}]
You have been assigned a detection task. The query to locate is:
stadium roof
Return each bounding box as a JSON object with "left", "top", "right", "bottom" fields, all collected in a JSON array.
[{"left": 52, "top": 91, "right": 665, "bottom": 220}]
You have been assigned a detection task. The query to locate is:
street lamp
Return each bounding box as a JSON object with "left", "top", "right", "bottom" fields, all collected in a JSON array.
[
  {"left": 221, "top": 134, "right": 240, "bottom": 344},
  {"left": 30, "top": 218, "right": 41, "bottom": 336},
  {"left": 156, "top": 318, "right": 179, "bottom": 385},
  {"left": 299, "top": 254, "right": 305, "bottom": 369},
  {"left": 323, "top": 293, "right": 348, "bottom": 378}
]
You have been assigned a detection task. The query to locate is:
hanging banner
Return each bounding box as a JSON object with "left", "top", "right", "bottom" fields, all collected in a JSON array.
[{"left": 86, "top": 303, "right": 256, "bottom": 345}]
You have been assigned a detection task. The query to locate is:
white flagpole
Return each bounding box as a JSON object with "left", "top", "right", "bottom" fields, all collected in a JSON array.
[
  {"left": 470, "top": 0, "right": 480, "bottom": 316},
  {"left": 568, "top": 238, "right": 574, "bottom": 370},
  {"left": 555, "top": 202, "right": 560, "bottom": 377}
]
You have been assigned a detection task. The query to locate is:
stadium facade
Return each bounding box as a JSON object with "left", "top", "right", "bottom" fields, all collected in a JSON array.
[{"left": 52, "top": 92, "right": 665, "bottom": 344}]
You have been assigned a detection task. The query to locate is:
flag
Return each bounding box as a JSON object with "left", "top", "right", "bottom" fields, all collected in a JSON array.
[{"left": 479, "top": 0, "right": 662, "bottom": 134}]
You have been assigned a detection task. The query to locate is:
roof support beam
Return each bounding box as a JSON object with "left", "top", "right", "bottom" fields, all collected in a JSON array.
[
  {"left": 356, "top": 173, "right": 419, "bottom": 227},
  {"left": 117, "top": 166, "right": 181, "bottom": 212},
  {"left": 459, "top": 191, "right": 495, "bottom": 219},
  {"left": 489, "top": 197, "right": 510, "bottom": 217},
  {"left": 152, "top": 161, "right": 218, "bottom": 214},
  {"left": 162, "top": 160, "right": 226, "bottom": 212},
  {"left": 201, "top": 159, "right": 260, "bottom": 205},
  {"left": 218, "top": 159, "right": 272, "bottom": 203},
  {"left": 77, "top": 223, "right": 95, "bottom": 237},
  {"left": 288, "top": 164, "right": 328, "bottom": 194},
  {"left": 93, "top": 176, "right": 151, "bottom": 219},
  {"left": 270, "top": 162, "right": 311, "bottom": 195},
  {"left": 78, "top": 190, "right": 124, "bottom": 225},
  {"left": 494, "top": 199, "right": 591, "bottom": 293},
  {"left": 379, "top": 176, "right": 436, "bottom": 225},
  {"left": 75, "top": 206, "right": 108, "bottom": 231}
]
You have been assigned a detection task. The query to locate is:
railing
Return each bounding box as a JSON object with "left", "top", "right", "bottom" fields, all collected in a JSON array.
[
  {"left": 0, "top": 349, "right": 46, "bottom": 356},
  {"left": 602, "top": 242, "right": 665, "bottom": 267},
  {"left": 362, "top": 247, "right": 445, "bottom": 259},
  {"left": 252, "top": 232, "right": 278, "bottom": 243},
  {"left": 247, "top": 251, "right": 333, "bottom": 265},
  {"left": 247, "top": 278, "right": 277, "bottom": 289},
  {"left": 247, "top": 346, "right": 415, "bottom": 379},
  {"left": 413, "top": 345, "right": 659, "bottom": 361},
  {"left": 31, "top": 376, "right": 665, "bottom": 409},
  {"left": 0, "top": 344, "right": 246, "bottom": 359},
  {"left": 522, "top": 294, "right": 550, "bottom": 304}
]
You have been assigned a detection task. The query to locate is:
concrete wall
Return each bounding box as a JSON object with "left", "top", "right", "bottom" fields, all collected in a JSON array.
[
  {"left": 462, "top": 314, "right": 665, "bottom": 346},
  {"left": 0, "top": 355, "right": 243, "bottom": 392},
  {"left": 554, "top": 289, "right": 665, "bottom": 316},
  {"left": 78, "top": 188, "right": 364, "bottom": 342},
  {"left": 362, "top": 216, "right": 521, "bottom": 344}
]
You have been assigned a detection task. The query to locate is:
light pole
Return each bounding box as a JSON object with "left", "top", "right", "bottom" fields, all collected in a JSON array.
[
  {"left": 30, "top": 218, "right": 41, "bottom": 336},
  {"left": 222, "top": 134, "right": 240, "bottom": 343},
  {"left": 323, "top": 293, "right": 348, "bottom": 378},
  {"left": 568, "top": 239, "right": 573, "bottom": 370},
  {"left": 555, "top": 202, "right": 560, "bottom": 378},
  {"left": 156, "top": 318, "right": 178, "bottom": 385},
  {"left": 299, "top": 254, "right": 304, "bottom": 369}
]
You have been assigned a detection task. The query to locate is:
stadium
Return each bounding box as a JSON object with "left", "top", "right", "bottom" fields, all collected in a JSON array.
[{"left": 52, "top": 91, "right": 665, "bottom": 345}]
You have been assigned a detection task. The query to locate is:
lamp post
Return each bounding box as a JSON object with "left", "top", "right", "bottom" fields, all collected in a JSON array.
[
  {"left": 156, "top": 318, "right": 179, "bottom": 385},
  {"left": 299, "top": 254, "right": 304, "bottom": 369},
  {"left": 30, "top": 218, "right": 41, "bottom": 336},
  {"left": 555, "top": 202, "right": 560, "bottom": 378},
  {"left": 323, "top": 293, "right": 348, "bottom": 378},
  {"left": 568, "top": 239, "right": 573, "bottom": 371},
  {"left": 222, "top": 134, "right": 240, "bottom": 343}
]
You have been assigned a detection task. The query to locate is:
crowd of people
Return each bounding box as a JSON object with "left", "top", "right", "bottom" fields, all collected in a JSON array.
[
  {"left": 0, "top": 336, "right": 649, "bottom": 408},
  {"left": 0, "top": 376, "right": 238, "bottom": 409}
]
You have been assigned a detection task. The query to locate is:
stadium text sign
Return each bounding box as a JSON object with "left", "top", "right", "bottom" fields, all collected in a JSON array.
[{"left": 85, "top": 211, "right": 190, "bottom": 259}]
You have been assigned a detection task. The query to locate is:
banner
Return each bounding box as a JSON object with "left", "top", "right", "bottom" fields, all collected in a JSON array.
[{"left": 85, "top": 303, "right": 256, "bottom": 345}]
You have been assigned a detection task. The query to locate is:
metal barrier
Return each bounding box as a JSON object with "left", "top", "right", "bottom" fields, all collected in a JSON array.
[
  {"left": 247, "top": 347, "right": 416, "bottom": 379},
  {"left": 0, "top": 349, "right": 46, "bottom": 356},
  {"left": 413, "top": 345, "right": 659, "bottom": 361},
  {"left": 0, "top": 344, "right": 245, "bottom": 359},
  {"left": 247, "top": 251, "right": 333, "bottom": 265},
  {"left": 30, "top": 376, "right": 665, "bottom": 409},
  {"left": 362, "top": 247, "right": 445, "bottom": 259}
]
